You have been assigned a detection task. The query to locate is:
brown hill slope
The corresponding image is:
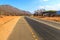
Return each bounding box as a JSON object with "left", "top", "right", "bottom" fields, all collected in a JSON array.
[{"left": 0, "top": 5, "right": 31, "bottom": 16}]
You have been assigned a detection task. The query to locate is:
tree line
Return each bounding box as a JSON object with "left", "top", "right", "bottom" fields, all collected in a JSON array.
[{"left": 33, "top": 9, "right": 59, "bottom": 17}]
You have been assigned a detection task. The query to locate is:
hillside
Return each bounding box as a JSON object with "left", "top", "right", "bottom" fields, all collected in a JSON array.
[{"left": 0, "top": 5, "right": 31, "bottom": 16}]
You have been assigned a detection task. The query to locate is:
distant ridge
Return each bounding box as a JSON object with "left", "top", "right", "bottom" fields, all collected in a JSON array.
[{"left": 0, "top": 5, "right": 31, "bottom": 16}]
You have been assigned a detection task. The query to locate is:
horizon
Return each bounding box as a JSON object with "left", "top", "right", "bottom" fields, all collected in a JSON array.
[{"left": 0, "top": 0, "right": 60, "bottom": 13}]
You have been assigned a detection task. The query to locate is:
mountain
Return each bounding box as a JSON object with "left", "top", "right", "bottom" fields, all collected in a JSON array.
[{"left": 0, "top": 5, "right": 31, "bottom": 16}]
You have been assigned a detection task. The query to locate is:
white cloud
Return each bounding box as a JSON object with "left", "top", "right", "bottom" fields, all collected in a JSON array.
[
  {"left": 38, "top": 3, "right": 60, "bottom": 10},
  {"left": 43, "top": 0, "right": 48, "bottom": 2},
  {"left": 38, "top": 0, "right": 48, "bottom": 2}
]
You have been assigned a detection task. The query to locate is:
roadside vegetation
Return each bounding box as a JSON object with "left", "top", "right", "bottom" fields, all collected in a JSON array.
[{"left": 33, "top": 9, "right": 60, "bottom": 22}]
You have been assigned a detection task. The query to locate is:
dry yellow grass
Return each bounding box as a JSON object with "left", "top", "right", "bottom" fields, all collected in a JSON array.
[
  {"left": 0, "top": 16, "right": 12, "bottom": 25},
  {"left": 0, "top": 16, "right": 21, "bottom": 40},
  {"left": 34, "top": 16, "right": 60, "bottom": 22},
  {"left": 0, "top": 16, "right": 19, "bottom": 25},
  {"left": 41, "top": 17, "right": 60, "bottom": 22}
]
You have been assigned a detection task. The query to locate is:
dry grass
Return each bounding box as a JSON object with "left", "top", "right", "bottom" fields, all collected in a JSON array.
[
  {"left": 34, "top": 16, "right": 60, "bottom": 22},
  {"left": 0, "top": 16, "right": 21, "bottom": 40},
  {"left": 41, "top": 17, "right": 60, "bottom": 22},
  {"left": 0, "top": 16, "right": 19, "bottom": 25}
]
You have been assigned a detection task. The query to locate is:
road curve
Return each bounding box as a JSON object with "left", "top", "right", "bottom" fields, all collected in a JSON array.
[{"left": 25, "top": 16, "right": 60, "bottom": 40}]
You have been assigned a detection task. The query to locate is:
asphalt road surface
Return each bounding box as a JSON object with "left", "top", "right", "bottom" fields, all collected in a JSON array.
[
  {"left": 7, "top": 16, "right": 60, "bottom": 40},
  {"left": 25, "top": 17, "right": 60, "bottom": 40},
  {"left": 7, "top": 17, "right": 39, "bottom": 40},
  {"left": 32, "top": 17, "right": 60, "bottom": 29}
]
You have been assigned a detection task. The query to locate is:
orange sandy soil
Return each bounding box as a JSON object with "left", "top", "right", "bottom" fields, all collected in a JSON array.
[
  {"left": 0, "top": 16, "right": 21, "bottom": 40},
  {"left": 34, "top": 16, "right": 60, "bottom": 22},
  {"left": 0, "top": 16, "right": 13, "bottom": 25},
  {"left": 0, "top": 16, "right": 18, "bottom": 25}
]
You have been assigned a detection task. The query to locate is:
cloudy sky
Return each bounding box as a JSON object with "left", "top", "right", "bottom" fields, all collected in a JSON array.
[{"left": 0, "top": 0, "right": 60, "bottom": 12}]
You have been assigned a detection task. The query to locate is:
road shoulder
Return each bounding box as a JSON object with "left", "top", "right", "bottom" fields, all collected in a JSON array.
[{"left": 0, "top": 16, "right": 20, "bottom": 40}]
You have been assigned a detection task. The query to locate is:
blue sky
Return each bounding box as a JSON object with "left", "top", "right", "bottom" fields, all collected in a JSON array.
[{"left": 0, "top": 0, "right": 60, "bottom": 12}]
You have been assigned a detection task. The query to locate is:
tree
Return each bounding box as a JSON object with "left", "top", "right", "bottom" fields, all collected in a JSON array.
[
  {"left": 34, "top": 9, "right": 45, "bottom": 16},
  {"left": 45, "top": 10, "right": 56, "bottom": 17}
]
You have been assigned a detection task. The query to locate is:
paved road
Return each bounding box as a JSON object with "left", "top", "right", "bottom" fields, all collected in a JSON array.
[
  {"left": 7, "top": 16, "right": 60, "bottom": 40},
  {"left": 30, "top": 17, "right": 60, "bottom": 29},
  {"left": 7, "top": 17, "right": 39, "bottom": 40},
  {"left": 25, "top": 17, "right": 60, "bottom": 40}
]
